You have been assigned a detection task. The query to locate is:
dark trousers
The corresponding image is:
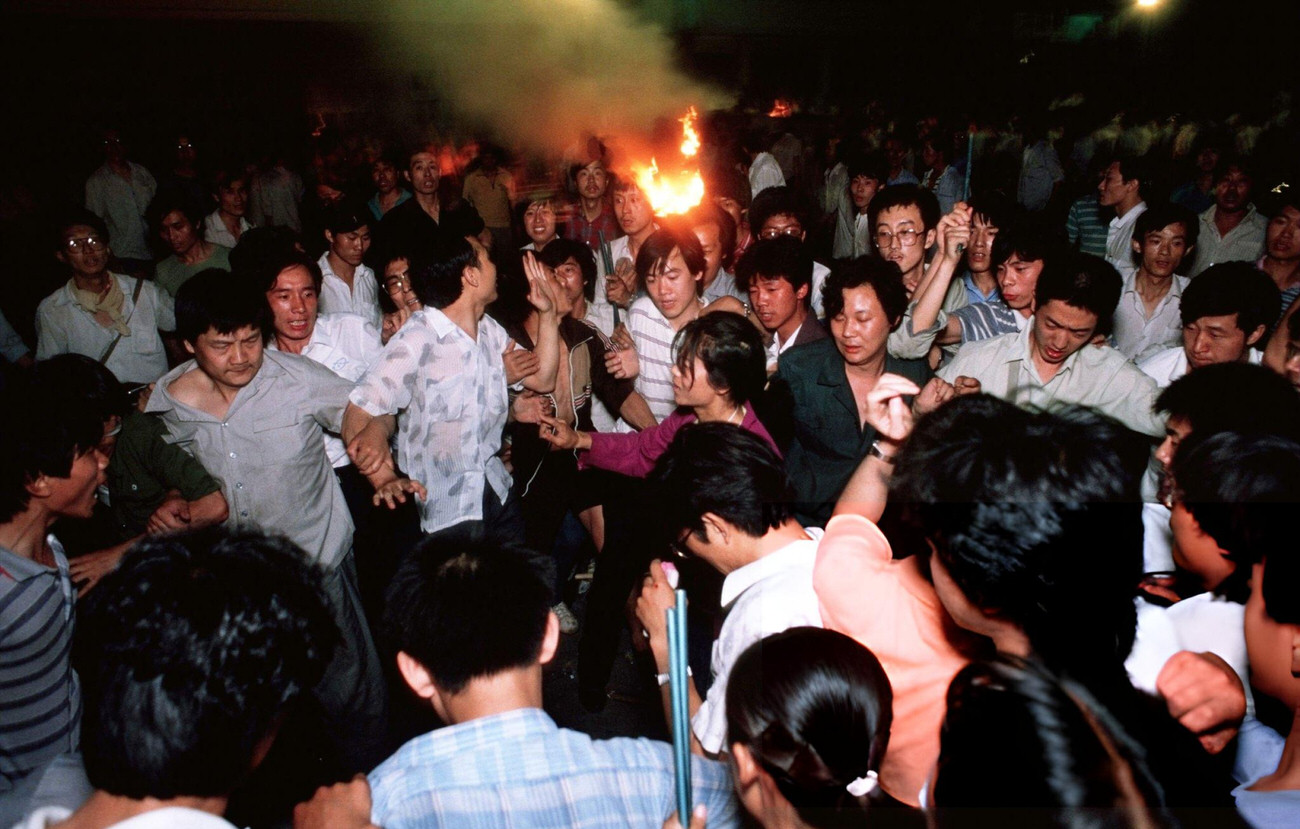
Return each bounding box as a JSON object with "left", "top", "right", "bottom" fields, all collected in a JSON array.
[{"left": 334, "top": 464, "right": 422, "bottom": 627}]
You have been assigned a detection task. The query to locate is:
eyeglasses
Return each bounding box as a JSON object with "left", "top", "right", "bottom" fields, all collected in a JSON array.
[
  {"left": 669, "top": 531, "right": 693, "bottom": 560},
  {"left": 875, "top": 228, "right": 922, "bottom": 248},
  {"left": 759, "top": 225, "right": 802, "bottom": 240},
  {"left": 384, "top": 275, "right": 411, "bottom": 293},
  {"left": 65, "top": 236, "right": 107, "bottom": 253}
]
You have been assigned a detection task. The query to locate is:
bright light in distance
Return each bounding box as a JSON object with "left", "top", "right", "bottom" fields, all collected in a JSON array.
[{"left": 1137, "top": 0, "right": 1159, "bottom": 7}]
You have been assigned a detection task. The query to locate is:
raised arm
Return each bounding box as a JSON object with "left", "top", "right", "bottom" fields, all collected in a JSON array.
[
  {"left": 910, "top": 204, "right": 972, "bottom": 332},
  {"left": 521, "top": 252, "right": 560, "bottom": 393}
]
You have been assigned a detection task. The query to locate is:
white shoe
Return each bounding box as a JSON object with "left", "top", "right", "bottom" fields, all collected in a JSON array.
[{"left": 553, "top": 602, "right": 580, "bottom": 634}]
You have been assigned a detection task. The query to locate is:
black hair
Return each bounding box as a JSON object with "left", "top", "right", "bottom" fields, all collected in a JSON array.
[
  {"left": 228, "top": 226, "right": 304, "bottom": 273},
  {"left": 1108, "top": 154, "right": 1155, "bottom": 200},
  {"left": 648, "top": 423, "right": 793, "bottom": 547},
  {"left": 867, "top": 184, "right": 940, "bottom": 235},
  {"left": 1155, "top": 363, "right": 1300, "bottom": 440},
  {"left": 935, "top": 657, "right": 1168, "bottom": 826},
  {"left": 727, "top": 628, "right": 894, "bottom": 828},
  {"left": 1178, "top": 262, "right": 1279, "bottom": 338},
  {"left": 734, "top": 236, "right": 814, "bottom": 295},
  {"left": 146, "top": 191, "right": 208, "bottom": 241},
  {"left": 673, "top": 312, "right": 766, "bottom": 407},
  {"left": 967, "top": 191, "right": 1016, "bottom": 233},
  {"left": 174, "top": 268, "right": 268, "bottom": 344},
  {"left": 892, "top": 396, "right": 1145, "bottom": 688},
  {"left": 0, "top": 370, "right": 104, "bottom": 522},
  {"left": 409, "top": 231, "right": 481, "bottom": 310},
  {"left": 234, "top": 232, "right": 323, "bottom": 295},
  {"left": 322, "top": 201, "right": 372, "bottom": 235},
  {"left": 210, "top": 163, "right": 249, "bottom": 194},
  {"left": 537, "top": 238, "right": 597, "bottom": 302},
  {"left": 990, "top": 215, "right": 1062, "bottom": 270},
  {"left": 1033, "top": 253, "right": 1122, "bottom": 337},
  {"left": 1171, "top": 432, "right": 1300, "bottom": 602},
  {"left": 383, "top": 534, "right": 551, "bottom": 694},
  {"left": 1290, "top": 308, "right": 1300, "bottom": 341},
  {"left": 749, "top": 186, "right": 810, "bottom": 236},
  {"left": 821, "top": 257, "right": 909, "bottom": 329},
  {"left": 686, "top": 202, "right": 739, "bottom": 270},
  {"left": 1261, "top": 536, "right": 1300, "bottom": 626},
  {"left": 31, "top": 354, "right": 130, "bottom": 425},
  {"left": 1130, "top": 203, "right": 1199, "bottom": 274},
  {"left": 55, "top": 209, "right": 110, "bottom": 252},
  {"left": 635, "top": 227, "right": 707, "bottom": 291},
  {"left": 1212, "top": 154, "right": 1253, "bottom": 185},
  {"left": 708, "top": 166, "right": 752, "bottom": 211},
  {"left": 75, "top": 528, "right": 335, "bottom": 799},
  {"left": 846, "top": 151, "right": 889, "bottom": 185}
]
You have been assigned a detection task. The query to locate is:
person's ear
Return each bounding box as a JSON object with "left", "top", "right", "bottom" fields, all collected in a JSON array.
[
  {"left": 795, "top": 283, "right": 809, "bottom": 302},
  {"left": 732, "top": 743, "right": 760, "bottom": 789},
  {"left": 183, "top": 339, "right": 196, "bottom": 356},
  {"left": 924, "top": 227, "right": 937, "bottom": 250},
  {"left": 701, "top": 512, "right": 731, "bottom": 547},
  {"left": 404, "top": 169, "right": 413, "bottom": 183},
  {"left": 55, "top": 249, "right": 68, "bottom": 266},
  {"left": 1245, "top": 324, "right": 1267, "bottom": 348},
  {"left": 25, "top": 475, "right": 52, "bottom": 501},
  {"left": 324, "top": 230, "right": 335, "bottom": 248},
  {"left": 538, "top": 611, "right": 561, "bottom": 667},
  {"left": 396, "top": 651, "right": 437, "bottom": 700},
  {"left": 1131, "top": 238, "right": 1142, "bottom": 256}
]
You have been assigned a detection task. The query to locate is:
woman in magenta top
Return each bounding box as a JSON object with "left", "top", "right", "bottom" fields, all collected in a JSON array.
[{"left": 539, "top": 312, "right": 776, "bottom": 476}]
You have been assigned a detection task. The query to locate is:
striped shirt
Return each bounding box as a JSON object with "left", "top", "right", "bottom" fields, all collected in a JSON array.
[
  {"left": 1066, "top": 194, "right": 1109, "bottom": 257},
  {"left": 0, "top": 536, "right": 80, "bottom": 795},
  {"left": 368, "top": 708, "right": 740, "bottom": 828},
  {"left": 624, "top": 295, "right": 693, "bottom": 428},
  {"left": 951, "top": 296, "right": 1026, "bottom": 344}
]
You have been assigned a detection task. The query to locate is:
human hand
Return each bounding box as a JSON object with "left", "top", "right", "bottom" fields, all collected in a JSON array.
[
  {"left": 606, "top": 325, "right": 639, "bottom": 380},
  {"left": 512, "top": 390, "right": 556, "bottom": 424},
  {"left": 1138, "top": 573, "right": 1182, "bottom": 605},
  {"left": 537, "top": 414, "right": 587, "bottom": 451},
  {"left": 135, "top": 383, "right": 155, "bottom": 412},
  {"left": 937, "top": 203, "right": 973, "bottom": 261},
  {"left": 607, "top": 258, "right": 637, "bottom": 307},
  {"left": 372, "top": 477, "right": 427, "bottom": 510},
  {"left": 523, "top": 252, "right": 557, "bottom": 315},
  {"left": 146, "top": 494, "right": 191, "bottom": 533},
  {"left": 862, "top": 373, "right": 920, "bottom": 443},
  {"left": 635, "top": 558, "right": 679, "bottom": 666},
  {"left": 952, "top": 375, "right": 982, "bottom": 397},
  {"left": 1156, "top": 650, "right": 1245, "bottom": 754},
  {"left": 914, "top": 376, "right": 955, "bottom": 415},
  {"left": 503, "top": 340, "right": 541, "bottom": 384},
  {"left": 382, "top": 306, "right": 412, "bottom": 344},
  {"left": 69, "top": 547, "right": 127, "bottom": 597},
  {"left": 347, "top": 428, "right": 393, "bottom": 477},
  {"left": 293, "top": 775, "right": 377, "bottom": 829},
  {"left": 663, "top": 805, "right": 708, "bottom": 829}
]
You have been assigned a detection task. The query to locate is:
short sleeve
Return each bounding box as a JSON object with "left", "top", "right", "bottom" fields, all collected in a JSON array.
[
  {"left": 289, "top": 354, "right": 355, "bottom": 432},
  {"left": 350, "top": 328, "right": 421, "bottom": 416},
  {"left": 147, "top": 281, "right": 176, "bottom": 332}
]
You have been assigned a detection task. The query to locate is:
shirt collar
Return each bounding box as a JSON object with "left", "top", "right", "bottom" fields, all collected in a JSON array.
[
  {"left": 147, "top": 354, "right": 282, "bottom": 421},
  {"left": 414, "top": 708, "right": 556, "bottom": 760},
  {"left": 721, "top": 536, "right": 816, "bottom": 608},
  {"left": 1110, "top": 201, "right": 1146, "bottom": 230},
  {"left": 1013, "top": 319, "right": 1082, "bottom": 378}
]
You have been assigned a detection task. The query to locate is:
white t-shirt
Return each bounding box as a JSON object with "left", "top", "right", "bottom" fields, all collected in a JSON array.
[{"left": 317, "top": 254, "right": 382, "bottom": 331}]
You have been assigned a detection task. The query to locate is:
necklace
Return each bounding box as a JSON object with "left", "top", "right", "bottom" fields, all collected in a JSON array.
[{"left": 727, "top": 405, "right": 745, "bottom": 425}]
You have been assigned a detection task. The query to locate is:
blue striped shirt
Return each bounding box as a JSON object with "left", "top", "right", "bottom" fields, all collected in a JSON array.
[
  {"left": 369, "top": 708, "right": 740, "bottom": 828},
  {"left": 1066, "top": 194, "right": 1109, "bottom": 258},
  {"left": 951, "top": 297, "right": 1023, "bottom": 344},
  {"left": 0, "top": 536, "right": 80, "bottom": 794}
]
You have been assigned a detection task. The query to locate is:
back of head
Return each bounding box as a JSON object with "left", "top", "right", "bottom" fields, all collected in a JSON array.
[
  {"left": 935, "top": 657, "right": 1168, "bottom": 827},
  {"left": 673, "top": 312, "right": 766, "bottom": 406},
  {"left": 75, "top": 528, "right": 336, "bottom": 799},
  {"left": 1177, "top": 262, "right": 1279, "bottom": 337},
  {"left": 821, "top": 256, "right": 909, "bottom": 328},
  {"left": 867, "top": 184, "right": 940, "bottom": 233},
  {"left": 409, "top": 229, "right": 478, "bottom": 310},
  {"left": 1156, "top": 362, "right": 1300, "bottom": 440},
  {"left": 649, "top": 422, "right": 792, "bottom": 547},
  {"left": 383, "top": 533, "right": 551, "bottom": 693},
  {"left": 727, "top": 628, "right": 894, "bottom": 828},
  {"left": 749, "top": 186, "right": 810, "bottom": 236},
  {"left": 228, "top": 226, "right": 304, "bottom": 274},
  {"left": 892, "top": 396, "right": 1144, "bottom": 682},
  {"left": 734, "top": 235, "right": 814, "bottom": 294},
  {"left": 0, "top": 370, "right": 103, "bottom": 522},
  {"left": 32, "top": 353, "right": 129, "bottom": 426},
  {"left": 1034, "top": 253, "right": 1123, "bottom": 337},
  {"left": 708, "top": 166, "right": 752, "bottom": 212},
  {"left": 175, "top": 268, "right": 267, "bottom": 344}
]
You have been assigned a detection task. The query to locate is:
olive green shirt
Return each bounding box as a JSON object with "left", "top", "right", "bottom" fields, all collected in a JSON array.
[{"left": 105, "top": 411, "right": 222, "bottom": 540}]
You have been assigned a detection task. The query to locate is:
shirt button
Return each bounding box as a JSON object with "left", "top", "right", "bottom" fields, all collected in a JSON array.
[
  {"left": 221, "top": 422, "right": 228, "bottom": 428},
  {"left": 229, "top": 452, "right": 237, "bottom": 459},
  {"left": 235, "top": 482, "right": 244, "bottom": 490},
  {"left": 240, "top": 510, "right": 249, "bottom": 518}
]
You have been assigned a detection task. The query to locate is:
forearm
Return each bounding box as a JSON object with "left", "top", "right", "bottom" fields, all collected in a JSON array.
[
  {"left": 911, "top": 255, "right": 960, "bottom": 331},
  {"left": 833, "top": 440, "right": 899, "bottom": 523},
  {"left": 935, "top": 315, "right": 963, "bottom": 346},
  {"left": 187, "top": 489, "right": 229, "bottom": 527},
  {"left": 653, "top": 644, "right": 706, "bottom": 756},
  {"left": 1263, "top": 294, "right": 1298, "bottom": 372},
  {"left": 618, "top": 393, "right": 659, "bottom": 431},
  {"left": 523, "top": 312, "right": 560, "bottom": 393},
  {"left": 342, "top": 402, "right": 377, "bottom": 444}
]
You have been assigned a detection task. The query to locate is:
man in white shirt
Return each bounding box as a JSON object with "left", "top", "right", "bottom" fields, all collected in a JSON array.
[
  {"left": 202, "top": 166, "right": 254, "bottom": 249},
  {"left": 599, "top": 179, "right": 658, "bottom": 323},
  {"left": 744, "top": 129, "right": 786, "bottom": 199},
  {"left": 83, "top": 129, "right": 155, "bottom": 268},
  {"left": 1189, "top": 157, "right": 1269, "bottom": 277},
  {"left": 636, "top": 424, "right": 822, "bottom": 757},
  {"left": 1112, "top": 203, "right": 1198, "bottom": 362},
  {"left": 1097, "top": 155, "right": 1150, "bottom": 280},
  {"left": 841, "top": 153, "right": 887, "bottom": 259},
  {"left": 748, "top": 186, "right": 832, "bottom": 318},
  {"left": 734, "top": 236, "right": 825, "bottom": 371},
  {"left": 317, "top": 203, "right": 381, "bottom": 330}
]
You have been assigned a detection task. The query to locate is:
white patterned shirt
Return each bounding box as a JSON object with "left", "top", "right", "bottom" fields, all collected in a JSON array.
[
  {"left": 349, "top": 308, "right": 512, "bottom": 533},
  {"left": 317, "top": 253, "right": 382, "bottom": 330}
]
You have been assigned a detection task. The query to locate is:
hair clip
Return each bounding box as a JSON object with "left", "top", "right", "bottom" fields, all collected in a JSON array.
[{"left": 845, "top": 770, "right": 879, "bottom": 797}]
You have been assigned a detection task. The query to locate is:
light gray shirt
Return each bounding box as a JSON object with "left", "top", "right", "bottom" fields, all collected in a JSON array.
[
  {"left": 1112, "top": 272, "right": 1189, "bottom": 362},
  {"left": 147, "top": 350, "right": 355, "bottom": 569},
  {"left": 35, "top": 273, "right": 175, "bottom": 383},
  {"left": 1189, "top": 204, "right": 1268, "bottom": 277},
  {"left": 84, "top": 162, "right": 156, "bottom": 260},
  {"left": 1105, "top": 201, "right": 1147, "bottom": 281},
  {"left": 938, "top": 322, "right": 1163, "bottom": 437}
]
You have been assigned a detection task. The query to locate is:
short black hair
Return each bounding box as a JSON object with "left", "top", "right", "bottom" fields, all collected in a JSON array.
[
  {"left": 1172, "top": 432, "right": 1300, "bottom": 602},
  {"left": 1108, "top": 154, "right": 1155, "bottom": 199},
  {"left": 822, "top": 256, "right": 909, "bottom": 329},
  {"left": 673, "top": 312, "right": 766, "bottom": 407},
  {"left": 1033, "top": 253, "right": 1122, "bottom": 337},
  {"left": 31, "top": 354, "right": 130, "bottom": 425},
  {"left": 846, "top": 151, "right": 889, "bottom": 185},
  {"left": 648, "top": 423, "right": 793, "bottom": 547},
  {"left": 228, "top": 226, "right": 304, "bottom": 273},
  {"left": 1212, "top": 154, "right": 1253, "bottom": 185},
  {"left": 1131, "top": 203, "right": 1199, "bottom": 272},
  {"left": 0, "top": 370, "right": 103, "bottom": 522},
  {"left": 892, "top": 396, "right": 1145, "bottom": 681},
  {"left": 383, "top": 534, "right": 551, "bottom": 694},
  {"left": 537, "top": 238, "right": 597, "bottom": 302},
  {"left": 146, "top": 190, "right": 208, "bottom": 240},
  {"left": 210, "top": 163, "right": 248, "bottom": 193},
  {"left": 749, "top": 186, "right": 810, "bottom": 236},
  {"left": 967, "top": 191, "right": 1016, "bottom": 233},
  {"left": 409, "top": 231, "right": 480, "bottom": 310},
  {"left": 734, "top": 236, "right": 814, "bottom": 295},
  {"left": 174, "top": 268, "right": 268, "bottom": 344},
  {"left": 234, "top": 231, "right": 322, "bottom": 295},
  {"left": 635, "top": 227, "right": 706, "bottom": 290},
  {"left": 686, "top": 202, "right": 739, "bottom": 270},
  {"left": 867, "top": 184, "right": 940, "bottom": 234},
  {"left": 76, "top": 528, "right": 336, "bottom": 799},
  {"left": 1155, "top": 362, "right": 1300, "bottom": 439},
  {"left": 1178, "top": 262, "right": 1279, "bottom": 337},
  {"left": 990, "top": 215, "right": 1062, "bottom": 270},
  {"left": 56, "top": 209, "right": 110, "bottom": 252},
  {"left": 322, "top": 201, "right": 372, "bottom": 236},
  {"left": 707, "top": 166, "right": 751, "bottom": 211}
]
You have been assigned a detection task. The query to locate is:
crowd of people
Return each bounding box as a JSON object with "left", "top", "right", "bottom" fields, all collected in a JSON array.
[{"left": 2, "top": 95, "right": 1299, "bottom": 829}]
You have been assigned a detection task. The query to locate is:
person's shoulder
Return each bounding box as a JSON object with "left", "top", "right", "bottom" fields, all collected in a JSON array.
[{"left": 1137, "top": 346, "right": 1182, "bottom": 375}]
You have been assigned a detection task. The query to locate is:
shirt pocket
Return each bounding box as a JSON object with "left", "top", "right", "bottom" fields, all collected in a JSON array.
[
  {"left": 425, "top": 375, "right": 468, "bottom": 421},
  {"left": 252, "top": 410, "right": 311, "bottom": 465}
]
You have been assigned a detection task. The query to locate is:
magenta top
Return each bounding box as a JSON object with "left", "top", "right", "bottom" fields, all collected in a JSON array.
[{"left": 581, "top": 407, "right": 780, "bottom": 478}]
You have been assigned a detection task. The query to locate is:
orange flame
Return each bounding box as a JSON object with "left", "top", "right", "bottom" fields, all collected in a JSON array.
[
  {"left": 631, "top": 107, "right": 705, "bottom": 216},
  {"left": 768, "top": 99, "right": 793, "bottom": 118}
]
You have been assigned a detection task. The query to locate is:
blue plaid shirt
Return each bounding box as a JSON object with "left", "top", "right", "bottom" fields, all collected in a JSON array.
[{"left": 369, "top": 708, "right": 741, "bottom": 828}]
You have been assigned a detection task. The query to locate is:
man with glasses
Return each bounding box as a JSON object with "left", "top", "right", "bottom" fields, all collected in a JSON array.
[
  {"left": 36, "top": 212, "right": 175, "bottom": 384},
  {"left": 747, "top": 186, "right": 832, "bottom": 318}
]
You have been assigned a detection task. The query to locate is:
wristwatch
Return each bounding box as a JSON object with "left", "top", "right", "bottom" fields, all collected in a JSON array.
[
  {"left": 656, "top": 667, "right": 692, "bottom": 687},
  {"left": 868, "top": 440, "right": 896, "bottom": 465}
]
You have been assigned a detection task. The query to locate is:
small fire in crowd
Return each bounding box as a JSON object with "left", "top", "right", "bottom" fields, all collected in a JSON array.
[
  {"left": 768, "top": 99, "right": 794, "bottom": 118},
  {"left": 630, "top": 107, "right": 705, "bottom": 215}
]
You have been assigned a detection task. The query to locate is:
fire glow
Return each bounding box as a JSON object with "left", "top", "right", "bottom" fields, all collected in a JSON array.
[{"left": 630, "top": 107, "right": 705, "bottom": 216}]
